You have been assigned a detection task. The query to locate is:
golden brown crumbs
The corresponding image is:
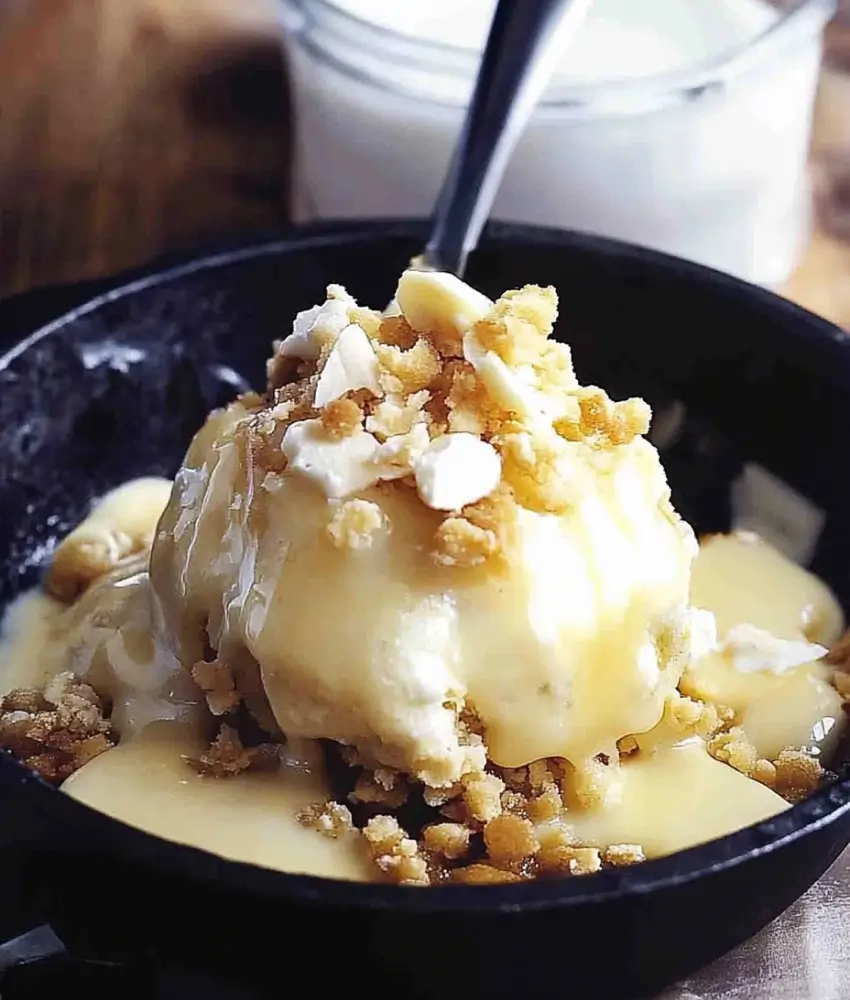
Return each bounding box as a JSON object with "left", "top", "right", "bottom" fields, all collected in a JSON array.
[
  {"left": 377, "top": 314, "right": 418, "bottom": 350},
  {"left": 707, "top": 727, "right": 759, "bottom": 778},
  {"left": 326, "top": 499, "right": 385, "bottom": 550},
  {"left": 527, "top": 785, "right": 563, "bottom": 823},
  {"left": 496, "top": 432, "right": 574, "bottom": 515},
  {"left": 185, "top": 724, "right": 280, "bottom": 778},
  {"left": 0, "top": 672, "right": 114, "bottom": 783},
  {"left": 319, "top": 397, "right": 364, "bottom": 439},
  {"left": 46, "top": 530, "right": 141, "bottom": 603},
  {"left": 450, "top": 864, "right": 525, "bottom": 885},
  {"left": 663, "top": 693, "right": 730, "bottom": 740},
  {"left": 375, "top": 338, "right": 441, "bottom": 395},
  {"left": 617, "top": 735, "right": 640, "bottom": 756},
  {"left": 535, "top": 819, "right": 577, "bottom": 854},
  {"left": 772, "top": 748, "right": 824, "bottom": 803},
  {"left": 366, "top": 390, "right": 430, "bottom": 440},
  {"left": 555, "top": 388, "right": 651, "bottom": 449},
  {"left": 602, "top": 844, "right": 646, "bottom": 867},
  {"left": 363, "top": 815, "right": 429, "bottom": 885},
  {"left": 707, "top": 730, "right": 823, "bottom": 803},
  {"left": 473, "top": 285, "right": 557, "bottom": 365},
  {"left": 501, "top": 790, "right": 529, "bottom": 815},
  {"left": 350, "top": 768, "right": 409, "bottom": 808},
  {"left": 484, "top": 814, "right": 539, "bottom": 866},
  {"left": 423, "top": 822, "right": 471, "bottom": 860},
  {"left": 432, "top": 517, "right": 499, "bottom": 568},
  {"left": 423, "top": 782, "right": 462, "bottom": 807},
  {"left": 443, "top": 360, "right": 509, "bottom": 436},
  {"left": 191, "top": 658, "right": 240, "bottom": 716},
  {"left": 528, "top": 758, "right": 561, "bottom": 792},
  {"left": 461, "top": 771, "right": 505, "bottom": 824},
  {"left": 297, "top": 800, "right": 355, "bottom": 838},
  {"left": 538, "top": 846, "right": 602, "bottom": 877},
  {"left": 562, "top": 756, "right": 617, "bottom": 811},
  {"left": 752, "top": 759, "right": 778, "bottom": 787}
]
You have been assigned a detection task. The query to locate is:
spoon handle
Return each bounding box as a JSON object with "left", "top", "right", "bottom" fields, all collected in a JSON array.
[{"left": 424, "top": 0, "right": 593, "bottom": 277}]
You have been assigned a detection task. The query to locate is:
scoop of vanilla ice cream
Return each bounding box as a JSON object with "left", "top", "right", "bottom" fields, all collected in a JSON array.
[{"left": 151, "top": 271, "right": 703, "bottom": 785}]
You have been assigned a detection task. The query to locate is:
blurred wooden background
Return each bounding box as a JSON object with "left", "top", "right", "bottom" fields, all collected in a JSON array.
[
  {"left": 3, "top": 0, "right": 850, "bottom": 326},
  {"left": 0, "top": 0, "right": 289, "bottom": 294}
]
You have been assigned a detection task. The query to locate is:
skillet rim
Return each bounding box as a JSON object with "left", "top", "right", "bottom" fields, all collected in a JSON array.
[{"left": 2, "top": 219, "right": 849, "bottom": 915}]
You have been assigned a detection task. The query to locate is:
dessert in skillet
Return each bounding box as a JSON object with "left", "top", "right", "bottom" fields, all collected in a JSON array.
[{"left": 1, "top": 271, "right": 848, "bottom": 885}]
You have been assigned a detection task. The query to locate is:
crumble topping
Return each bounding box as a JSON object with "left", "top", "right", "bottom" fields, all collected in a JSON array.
[
  {"left": 297, "top": 800, "right": 355, "bottom": 838},
  {"left": 250, "top": 273, "right": 662, "bottom": 570},
  {"left": 707, "top": 727, "right": 824, "bottom": 800},
  {"left": 0, "top": 672, "right": 114, "bottom": 783},
  {"left": 326, "top": 499, "right": 386, "bottom": 550},
  {"left": 185, "top": 724, "right": 281, "bottom": 778}
]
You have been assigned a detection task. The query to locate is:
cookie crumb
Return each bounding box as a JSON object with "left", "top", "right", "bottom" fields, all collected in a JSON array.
[
  {"left": 186, "top": 725, "right": 280, "bottom": 778},
  {"left": 326, "top": 499, "right": 385, "bottom": 550},
  {"left": 484, "top": 813, "right": 539, "bottom": 866},
  {"left": 297, "top": 800, "right": 355, "bottom": 838},
  {"left": 423, "top": 822, "right": 471, "bottom": 860},
  {"left": 320, "top": 397, "right": 364, "bottom": 439},
  {"left": 602, "top": 844, "right": 646, "bottom": 867},
  {"left": 0, "top": 672, "right": 114, "bottom": 783}
]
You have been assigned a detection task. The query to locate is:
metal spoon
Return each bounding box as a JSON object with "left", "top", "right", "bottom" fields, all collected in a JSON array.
[{"left": 421, "top": 0, "right": 594, "bottom": 277}]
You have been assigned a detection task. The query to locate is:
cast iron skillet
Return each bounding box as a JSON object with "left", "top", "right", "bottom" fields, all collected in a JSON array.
[{"left": 1, "top": 220, "right": 850, "bottom": 1000}]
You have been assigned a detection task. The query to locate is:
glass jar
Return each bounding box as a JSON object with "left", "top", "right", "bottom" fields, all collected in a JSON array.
[{"left": 279, "top": 0, "right": 836, "bottom": 287}]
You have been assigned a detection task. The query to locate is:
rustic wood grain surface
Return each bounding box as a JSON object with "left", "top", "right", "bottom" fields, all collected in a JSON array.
[{"left": 2, "top": 0, "right": 850, "bottom": 326}]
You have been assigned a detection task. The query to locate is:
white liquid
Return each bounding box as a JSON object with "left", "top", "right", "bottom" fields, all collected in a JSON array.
[{"left": 282, "top": 0, "right": 827, "bottom": 284}]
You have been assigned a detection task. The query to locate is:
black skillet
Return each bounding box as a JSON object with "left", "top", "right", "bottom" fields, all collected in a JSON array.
[{"left": 1, "top": 220, "right": 850, "bottom": 1000}]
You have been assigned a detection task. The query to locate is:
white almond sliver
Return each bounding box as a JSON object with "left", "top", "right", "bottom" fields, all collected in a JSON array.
[
  {"left": 414, "top": 433, "right": 502, "bottom": 511},
  {"left": 396, "top": 270, "right": 491, "bottom": 336},
  {"left": 281, "top": 419, "right": 382, "bottom": 498},
  {"left": 314, "top": 324, "right": 383, "bottom": 407},
  {"left": 722, "top": 623, "right": 826, "bottom": 675}
]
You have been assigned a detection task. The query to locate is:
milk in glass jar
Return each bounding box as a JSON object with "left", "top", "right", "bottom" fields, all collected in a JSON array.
[{"left": 279, "top": 0, "right": 835, "bottom": 286}]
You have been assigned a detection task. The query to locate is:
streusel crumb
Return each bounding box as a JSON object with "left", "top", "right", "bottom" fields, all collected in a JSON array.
[
  {"left": 0, "top": 672, "right": 114, "bottom": 783},
  {"left": 432, "top": 517, "right": 498, "bottom": 568},
  {"left": 473, "top": 285, "right": 557, "bottom": 365},
  {"left": 375, "top": 339, "right": 441, "bottom": 395},
  {"left": 603, "top": 844, "right": 646, "bottom": 867},
  {"left": 363, "top": 815, "right": 429, "bottom": 885},
  {"left": 545, "top": 846, "right": 603, "bottom": 877},
  {"left": 186, "top": 724, "right": 280, "bottom": 778},
  {"left": 484, "top": 814, "right": 539, "bottom": 866},
  {"left": 423, "top": 822, "right": 471, "bottom": 860},
  {"left": 450, "top": 864, "right": 525, "bottom": 885},
  {"left": 462, "top": 771, "right": 505, "bottom": 823},
  {"left": 326, "top": 499, "right": 385, "bottom": 550},
  {"left": 366, "top": 390, "right": 429, "bottom": 440},
  {"left": 297, "top": 800, "right": 355, "bottom": 838},
  {"left": 707, "top": 727, "right": 759, "bottom": 777},
  {"left": 191, "top": 658, "right": 240, "bottom": 716},
  {"left": 320, "top": 397, "right": 364, "bottom": 439},
  {"left": 772, "top": 748, "right": 824, "bottom": 803}
]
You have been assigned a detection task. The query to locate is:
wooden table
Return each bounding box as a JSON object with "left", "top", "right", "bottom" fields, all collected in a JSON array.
[{"left": 2, "top": 0, "right": 850, "bottom": 323}]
